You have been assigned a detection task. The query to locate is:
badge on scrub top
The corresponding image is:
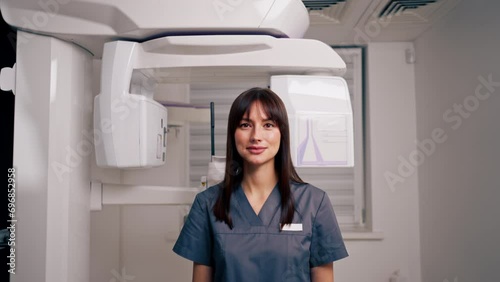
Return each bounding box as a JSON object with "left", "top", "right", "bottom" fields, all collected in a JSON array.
[{"left": 280, "top": 223, "right": 303, "bottom": 231}]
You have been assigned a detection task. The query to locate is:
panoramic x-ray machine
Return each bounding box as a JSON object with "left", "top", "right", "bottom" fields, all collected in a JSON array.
[{"left": 0, "top": 0, "right": 353, "bottom": 281}]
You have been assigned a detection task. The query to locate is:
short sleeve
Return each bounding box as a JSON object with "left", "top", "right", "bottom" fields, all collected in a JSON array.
[
  {"left": 172, "top": 194, "right": 213, "bottom": 266},
  {"left": 309, "top": 192, "right": 349, "bottom": 267}
]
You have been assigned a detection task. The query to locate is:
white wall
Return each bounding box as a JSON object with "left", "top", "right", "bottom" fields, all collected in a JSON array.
[
  {"left": 334, "top": 42, "right": 422, "bottom": 282},
  {"left": 414, "top": 0, "right": 500, "bottom": 281}
]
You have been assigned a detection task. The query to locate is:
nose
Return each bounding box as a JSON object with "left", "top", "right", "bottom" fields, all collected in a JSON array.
[{"left": 250, "top": 126, "right": 262, "bottom": 143}]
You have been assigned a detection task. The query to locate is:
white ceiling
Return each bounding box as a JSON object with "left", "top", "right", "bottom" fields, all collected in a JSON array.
[{"left": 303, "top": 0, "right": 462, "bottom": 45}]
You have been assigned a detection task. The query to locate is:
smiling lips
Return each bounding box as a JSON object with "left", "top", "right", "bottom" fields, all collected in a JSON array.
[{"left": 247, "top": 146, "right": 266, "bottom": 154}]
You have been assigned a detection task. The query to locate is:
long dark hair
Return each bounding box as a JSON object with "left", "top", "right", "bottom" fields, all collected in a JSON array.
[{"left": 213, "top": 87, "right": 304, "bottom": 228}]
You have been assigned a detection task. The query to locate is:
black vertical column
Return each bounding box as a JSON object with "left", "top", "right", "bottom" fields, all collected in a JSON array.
[{"left": 0, "top": 9, "right": 16, "bottom": 282}]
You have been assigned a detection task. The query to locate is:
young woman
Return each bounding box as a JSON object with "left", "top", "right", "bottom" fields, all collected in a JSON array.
[{"left": 173, "top": 87, "right": 348, "bottom": 282}]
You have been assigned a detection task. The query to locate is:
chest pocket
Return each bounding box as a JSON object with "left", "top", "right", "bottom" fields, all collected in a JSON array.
[{"left": 213, "top": 226, "right": 311, "bottom": 282}]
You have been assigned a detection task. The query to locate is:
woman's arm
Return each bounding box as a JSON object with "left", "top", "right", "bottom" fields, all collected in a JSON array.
[
  {"left": 311, "top": 262, "right": 334, "bottom": 282},
  {"left": 192, "top": 262, "right": 213, "bottom": 282}
]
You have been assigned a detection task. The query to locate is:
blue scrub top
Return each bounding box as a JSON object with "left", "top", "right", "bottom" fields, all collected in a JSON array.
[{"left": 173, "top": 182, "right": 348, "bottom": 282}]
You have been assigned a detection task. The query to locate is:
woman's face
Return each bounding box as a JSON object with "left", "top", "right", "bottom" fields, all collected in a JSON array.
[{"left": 234, "top": 101, "right": 281, "bottom": 170}]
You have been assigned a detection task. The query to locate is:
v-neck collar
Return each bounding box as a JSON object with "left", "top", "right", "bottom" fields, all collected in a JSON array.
[{"left": 234, "top": 183, "right": 281, "bottom": 226}]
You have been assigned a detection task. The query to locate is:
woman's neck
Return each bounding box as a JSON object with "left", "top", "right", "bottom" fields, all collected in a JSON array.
[{"left": 241, "top": 163, "right": 278, "bottom": 197}]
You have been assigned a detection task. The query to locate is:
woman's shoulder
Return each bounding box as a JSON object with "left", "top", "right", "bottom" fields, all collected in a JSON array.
[
  {"left": 290, "top": 181, "right": 329, "bottom": 216},
  {"left": 194, "top": 183, "right": 222, "bottom": 206},
  {"left": 290, "top": 181, "right": 327, "bottom": 199}
]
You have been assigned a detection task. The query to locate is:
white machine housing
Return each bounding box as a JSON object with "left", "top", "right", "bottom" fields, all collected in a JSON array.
[
  {"left": 0, "top": 0, "right": 354, "bottom": 169},
  {"left": 271, "top": 75, "right": 354, "bottom": 167},
  {"left": 93, "top": 34, "right": 352, "bottom": 168},
  {"left": 0, "top": 0, "right": 309, "bottom": 57},
  {"left": 93, "top": 93, "right": 168, "bottom": 168}
]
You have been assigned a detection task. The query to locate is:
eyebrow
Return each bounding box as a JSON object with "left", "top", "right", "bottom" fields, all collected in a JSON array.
[{"left": 240, "top": 118, "right": 275, "bottom": 123}]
